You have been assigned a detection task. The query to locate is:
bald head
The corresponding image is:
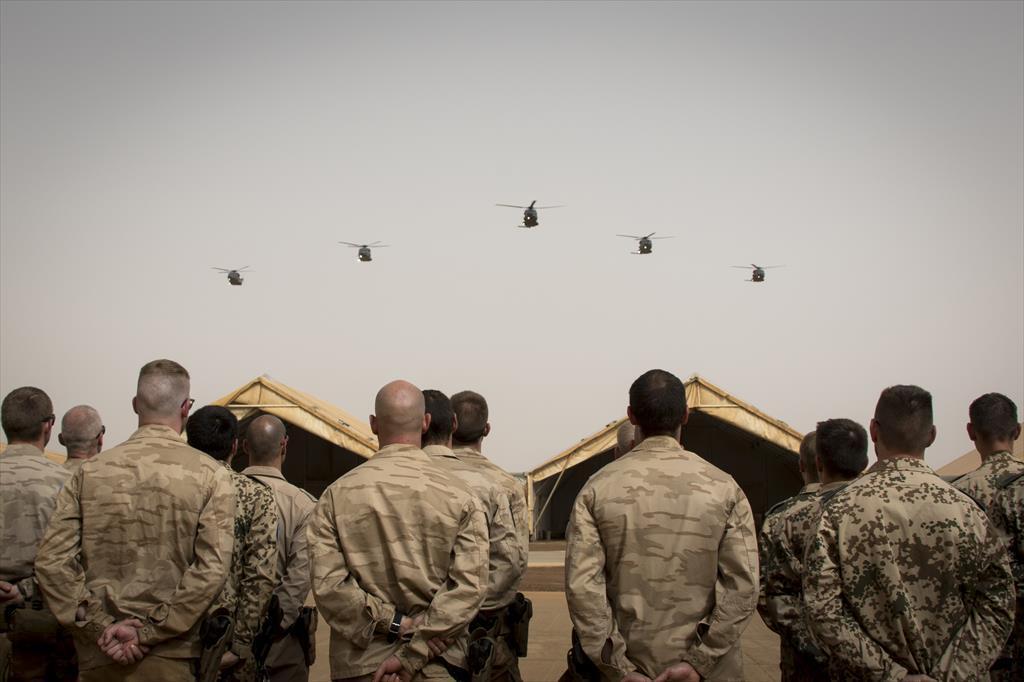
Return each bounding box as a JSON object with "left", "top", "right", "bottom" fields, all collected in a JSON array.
[
  {"left": 60, "top": 405, "right": 104, "bottom": 458},
  {"left": 371, "top": 380, "right": 428, "bottom": 447},
  {"left": 245, "top": 415, "right": 287, "bottom": 466},
  {"left": 135, "top": 359, "right": 190, "bottom": 421},
  {"left": 615, "top": 422, "right": 636, "bottom": 459}
]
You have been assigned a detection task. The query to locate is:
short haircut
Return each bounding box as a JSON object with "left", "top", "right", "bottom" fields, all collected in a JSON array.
[
  {"left": 1, "top": 387, "right": 53, "bottom": 442},
  {"left": 816, "top": 418, "right": 869, "bottom": 479},
  {"left": 452, "top": 390, "right": 488, "bottom": 444},
  {"left": 423, "top": 389, "right": 455, "bottom": 446},
  {"left": 245, "top": 414, "right": 287, "bottom": 465},
  {"left": 799, "top": 431, "right": 819, "bottom": 483},
  {"left": 969, "top": 393, "right": 1019, "bottom": 443},
  {"left": 60, "top": 405, "right": 103, "bottom": 455},
  {"left": 136, "top": 359, "right": 190, "bottom": 417},
  {"left": 874, "top": 385, "right": 934, "bottom": 453},
  {"left": 616, "top": 422, "right": 636, "bottom": 454},
  {"left": 186, "top": 405, "right": 237, "bottom": 461},
  {"left": 629, "top": 369, "right": 687, "bottom": 435}
]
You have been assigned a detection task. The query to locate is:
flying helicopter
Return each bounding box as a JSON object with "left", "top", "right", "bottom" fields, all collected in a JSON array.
[
  {"left": 495, "top": 200, "right": 564, "bottom": 228},
  {"left": 212, "top": 266, "right": 250, "bottom": 286},
  {"left": 339, "top": 241, "right": 389, "bottom": 262},
  {"left": 617, "top": 232, "right": 674, "bottom": 255},
  {"left": 731, "top": 264, "right": 783, "bottom": 283}
]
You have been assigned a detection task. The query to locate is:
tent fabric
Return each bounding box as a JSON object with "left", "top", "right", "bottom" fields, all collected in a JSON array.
[{"left": 211, "top": 375, "right": 378, "bottom": 458}]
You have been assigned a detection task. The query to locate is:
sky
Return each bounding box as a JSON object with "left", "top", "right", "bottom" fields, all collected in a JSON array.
[{"left": 1, "top": 1, "right": 1021, "bottom": 474}]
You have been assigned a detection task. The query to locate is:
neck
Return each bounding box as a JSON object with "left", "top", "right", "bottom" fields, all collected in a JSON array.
[
  {"left": 453, "top": 440, "right": 482, "bottom": 453},
  {"left": 67, "top": 451, "right": 92, "bottom": 460},
  {"left": 876, "top": 448, "right": 925, "bottom": 461},
  {"left": 138, "top": 415, "right": 182, "bottom": 433},
  {"left": 9, "top": 437, "right": 45, "bottom": 451},
  {"left": 977, "top": 442, "right": 1013, "bottom": 461},
  {"left": 379, "top": 434, "right": 421, "bottom": 448},
  {"left": 820, "top": 469, "right": 853, "bottom": 485}
]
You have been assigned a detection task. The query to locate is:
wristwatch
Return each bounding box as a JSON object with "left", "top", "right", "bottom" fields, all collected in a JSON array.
[{"left": 387, "top": 611, "right": 404, "bottom": 643}]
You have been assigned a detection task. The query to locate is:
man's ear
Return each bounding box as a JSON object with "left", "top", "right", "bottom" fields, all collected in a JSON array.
[
  {"left": 58, "top": 433, "right": 66, "bottom": 446},
  {"left": 925, "top": 425, "right": 937, "bottom": 449},
  {"left": 423, "top": 412, "right": 432, "bottom": 434},
  {"left": 482, "top": 422, "right": 490, "bottom": 438},
  {"left": 627, "top": 406, "right": 639, "bottom": 426},
  {"left": 370, "top": 415, "right": 379, "bottom": 435},
  {"left": 681, "top": 406, "right": 689, "bottom": 427},
  {"left": 1013, "top": 423, "right": 1022, "bottom": 442},
  {"left": 966, "top": 422, "right": 977, "bottom": 442},
  {"left": 869, "top": 419, "right": 879, "bottom": 444},
  {"left": 132, "top": 396, "right": 139, "bottom": 415}
]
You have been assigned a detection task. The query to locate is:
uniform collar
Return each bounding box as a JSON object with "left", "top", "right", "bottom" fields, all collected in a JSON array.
[
  {"left": 802, "top": 482, "right": 821, "bottom": 494},
  {"left": 868, "top": 456, "right": 934, "bottom": 475},
  {"left": 983, "top": 450, "right": 1017, "bottom": 464},
  {"left": 818, "top": 480, "right": 849, "bottom": 494},
  {"left": 452, "top": 446, "right": 488, "bottom": 462},
  {"left": 373, "top": 443, "right": 428, "bottom": 460},
  {"left": 633, "top": 434, "right": 684, "bottom": 452},
  {"left": 242, "top": 465, "right": 286, "bottom": 480},
  {"left": 423, "top": 444, "right": 459, "bottom": 460},
  {"left": 129, "top": 424, "right": 185, "bottom": 441},
  {"left": 1, "top": 443, "right": 45, "bottom": 458}
]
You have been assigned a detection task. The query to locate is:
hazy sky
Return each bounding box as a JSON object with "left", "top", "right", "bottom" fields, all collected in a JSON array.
[{"left": 2, "top": 1, "right": 1021, "bottom": 473}]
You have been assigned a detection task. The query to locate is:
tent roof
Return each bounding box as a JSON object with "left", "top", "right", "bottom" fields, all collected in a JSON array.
[
  {"left": 936, "top": 427, "right": 1024, "bottom": 477},
  {"left": 0, "top": 442, "right": 66, "bottom": 465},
  {"left": 211, "top": 375, "right": 378, "bottom": 458},
  {"left": 529, "top": 374, "right": 804, "bottom": 482}
]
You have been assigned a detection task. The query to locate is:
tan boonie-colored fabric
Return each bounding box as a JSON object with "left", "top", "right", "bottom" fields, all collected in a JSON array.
[
  {"left": 240, "top": 465, "right": 316, "bottom": 631},
  {"left": 63, "top": 457, "right": 86, "bottom": 475},
  {"left": 565, "top": 435, "right": 759, "bottom": 681},
  {"left": 758, "top": 482, "right": 836, "bottom": 681},
  {"left": 0, "top": 443, "right": 69, "bottom": 583},
  {"left": 210, "top": 465, "right": 279, "bottom": 665},
  {"left": 804, "top": 457, "right": 1014, "bottom": 681},
  {"left": 308, "top": 444, "right": 489, "bottom": 680},
  {"left": 953, "top": 450, "right": 1024, "bottom": 512},
  {"left": 35, "top": 425, "right": 236, "bottom": 669}
]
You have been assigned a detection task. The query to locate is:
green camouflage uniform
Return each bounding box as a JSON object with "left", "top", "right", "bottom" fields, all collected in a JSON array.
[
  {"left": 0, "top": 443, "right": 75, "bottom": 682},
  {"left": 35, "top": 425, "right": 236, "bottom": 680},
  {"left": 565, "top": 435, "right": 759, "bottom": 682},
  {"left": 213, "top": 465, "right": 279, "bottom": 682},
  {"left": 804, "top": 456, "right": 1014, "bottom": 681},
  {"left": 758, "top": 482, "right": 832, "bottom": 681},
  {"left": 989, "top": 471, "right": 1024, "bottom": 681},
  {"left": 308, "top": 443, "right": 489, "bottom": 681}
]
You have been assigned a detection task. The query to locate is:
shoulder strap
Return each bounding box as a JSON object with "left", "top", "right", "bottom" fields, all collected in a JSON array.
[{"left": 996, "top": 470, "right": 1024, "bottom": 489}]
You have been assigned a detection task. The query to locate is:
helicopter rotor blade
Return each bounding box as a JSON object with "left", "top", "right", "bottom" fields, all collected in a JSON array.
[
  {"left": 616, "top": 234, "right": 644, "bottom": 239},
  {"left": 533, "top": 205, "right": 565, "bottom": 210},
  {"left": 761, "top": 265, "right": 785, "bottom": 269},
  {"left": 650, "top": 236, "right": 675, "bottom": 240},
  {"left": 372, "top": 244, "right": 391, "bottom": 248},
  {"left": 730, "top": 266, "right": 752, "bottom": 269},
  {"left": 211, "top": 267, "right": 230, "bottom": 272},
  {"left": 495, "top": 204, "right": 528, "bottom": 209},
  {"left": 338, "top": 241, "right": 363, "bottom": 248}
]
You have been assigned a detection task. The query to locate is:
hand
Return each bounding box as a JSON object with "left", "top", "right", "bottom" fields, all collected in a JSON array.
[
  {"left": 372, "top": 655, "right": 413, "bottom": 682},
  {"left": 0, "top": 581, "right": 23, "bottom": 606},
  {"left": 219, "top": 651, "right": 241, "bottom": 670},
  {"left": 399, "top": 613, "right": 425, "bottom": 637},
  {"left": 426, "top": 636, "right": 452, "bottom": 658},
  {"left": 98, "top": 618, "right": 149, "bottom": 665},
  {"left": 653, "top": 662, "right": 701, "bottom": 682},
  {"left": 623, "top": 673, "right": 653, "bottom": 682}
]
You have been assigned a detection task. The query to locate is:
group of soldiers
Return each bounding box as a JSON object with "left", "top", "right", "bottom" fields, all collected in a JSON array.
[{"left": 0, "top": 361, "right": 1021, "bottom": 682}]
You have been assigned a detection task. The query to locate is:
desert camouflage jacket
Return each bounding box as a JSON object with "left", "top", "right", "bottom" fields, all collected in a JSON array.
[
  {"left": 308, "top": 444, "right": 489, "bottom": 680},
  {"left": 804, "top": 456, "right": 1014, "bottom": 682},
  {"left": 35, "top": 425, "right": 236, "bottom": 669},
  {"left": 565, "top": 435, "right": 759, "bottom": 682},
  {"left": 953, "top": 450, "right": 1024, "bottom": 514}
]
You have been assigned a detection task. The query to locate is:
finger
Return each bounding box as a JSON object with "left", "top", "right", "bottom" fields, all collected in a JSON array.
[{"left": 371, "top": 667, "right": 385, "bottom": 682}]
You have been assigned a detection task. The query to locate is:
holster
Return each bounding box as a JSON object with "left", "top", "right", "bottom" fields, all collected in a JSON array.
[
  {"left": 467, "top": 628, "right": 495, "bottom": 682},
  {"left": 251, "top": 594, "right": 283, "bottom": 677},
  {"left": 564, "top": 629, "right": 600, "bottom": 682},
  {"left": 506, "top": 593, "right": 533, "bottom": 658},
  {"left": 293, "top": 606, "right": 317, "bottom": 667},
  {"left": 2, "top": 599, "right": 60, "bottom": 641},
  {"left": 197, "top": 608, "right": 234, "bottom": 682}
]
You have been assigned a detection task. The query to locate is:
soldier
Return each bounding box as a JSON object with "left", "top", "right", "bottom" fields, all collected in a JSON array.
[
  {"left": 955, "top": 392, "right": 1023, "bottom": 512},
  {"left": 804, "top": 385, "right": 1015, "bottom": 681},
  {"left": 990, "top": 471, "right": 1023, "bottom": 681},
  {"left": 423, "top": 390, "right": 527, "bottom": 681},
  {"left": 613, "top": 422, "right": 635, "bottom": 459},
  {"left": 58, "top": 405, "right": 104, "bottom": 474},
  {"left": 0, "top": 386, "right": 75, "bottom": 682},
  {"left": 241, "top": 415, "right": 317, "bottom": 682},
  {"left": 308, "top": 380, "right": 489, "bottom": 682},
  {"left": 758, "top": 422, "right": 868, "bottom": 681},
  {"left": 565, "top": 369, "right": 758, "bottom": 682},
  {"left": 187, "top": 406, "right": 279, "bottom": 682},
  {"left": 35, "top": 359, "right": 236, "bottom": 682}
]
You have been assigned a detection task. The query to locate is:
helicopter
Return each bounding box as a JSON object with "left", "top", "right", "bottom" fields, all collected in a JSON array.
[
  {"left": 212, "top": 266, "right": 250, "bottom": 286},
  {"left": 731, "top": 264, "right": 783, "bottom": 283},
  {"left": 617, "top": 232, "right": 674, "bottom": 255},
  {"left": 339, "top": 241, "right": 389, "bottom": 262},
  {"left": 495, "top": 200, "right": 564, "bottom": 228}
]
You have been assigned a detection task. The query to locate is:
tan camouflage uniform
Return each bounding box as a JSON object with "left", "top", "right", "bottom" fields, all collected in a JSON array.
[
  {"left": 989, "top": 471, "right": 1024, "bottom": 681},
  {"left": 758, "top": 482, "right": 833, "bottom": 681},
  {"left": 953, "top": 450, "right": 1024, "bottom": 513},
  {"left": 565, "top": 435, "right": 759, "bottom": 682},
  {"left": 428, "top": 445, "right": 529, "bottom": 681},
  {"left": 241, "top": 465, "right": 316, "bottom": 682},
  {"left": 0, "top": 443, "right": 75, "bottom": 682},
  {"left": 62, "top": 457, "right": 85, "bottom": 475},
  {"left": 804, "top": 457, "right": 1015, "bottom": 681},
  {"left": 213, "top": 465, "right": 279, "bottom": 682},
  {"left": 35, "top": 425, "right": 236, "bottom": 680},
  {"left": 308, "top": 443, "right": 489, "bottom": 681}
]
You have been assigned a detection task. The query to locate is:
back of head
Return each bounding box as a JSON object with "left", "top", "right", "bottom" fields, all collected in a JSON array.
[
  {"left": 423, "top": 389, "right": 455, "bottom": 446},
  {"left": 816, "top": 418, "right": 869, "bottom": 479},
  {"left": 245, "top": 414, "right": 287, "bottom": 466},
  {"left": 1, "top": 386, "right": 53, "bottom": 443},
  {"left": 136, "top": 359, "right": 190, "bottom": 419},
  {"left": 186, "top": 405, "right": 237, "bottom": 461},
  {"left": 60, "top": 405, "right": 104, "bottom": 456},
  {"left": 373, "top": 381, "right": 426, "bottom": 445},
  {"left": 968, "top": 393, "right": 1019, "bottom": 444},
  {"left": 615, "top": 421, "right": 636, "bottom": 458},
  {"left": 874, "top": 385, "right": 934, "bottom": 454},
  {"left": 799, "top": 431, "right": 820, "bottom": 484},
  {"left": 629, "top": 369, "right": 687, "bottom": 436},
  {"left": 451, "top": 390, "right": 488, "bottom": 445}
]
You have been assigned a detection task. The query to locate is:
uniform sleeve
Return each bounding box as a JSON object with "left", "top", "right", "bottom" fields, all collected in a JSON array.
[
  {"left": 231, "top": 487, "right": 280, "bottom": 660},
  {"left": 395, "top": 497, "right": 489, "bottom": 676},
  {"left": 564, "top": 487, "right": 635, "bottom": 681},
  {"left": 35, "top": 470, "right": 116, "bottom": 641},
  {"left": 137, "top": 467, "right": 236, "bottom": 646},
  {"left": 486, "top": 489, "right": 524, "bottom": 602},
  {"left": 278, "top": 493, "right": 315, "bottom": 630},
  {"left": 803, "top": 509, "right": 909, "bottom": 682},
  {"left": 308, "top": 489, "right": 397, "bottom": 649},
  {"left": 681, "top": 491, "right": 759, "bottom": 678},
  {"left": 935, "top": 518, "right": 1015, "bottom": 677},
  {"left": 510, "top": 485, "right": 530, "bottom": 579}
]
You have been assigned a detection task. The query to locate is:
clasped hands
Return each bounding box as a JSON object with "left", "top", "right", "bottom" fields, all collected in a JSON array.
[
  {"left": 372, "top": 614, "right": 453, "bottom": 682},
  {"left": 623, "top": 662, "right": 701, "bottom": 682}
]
